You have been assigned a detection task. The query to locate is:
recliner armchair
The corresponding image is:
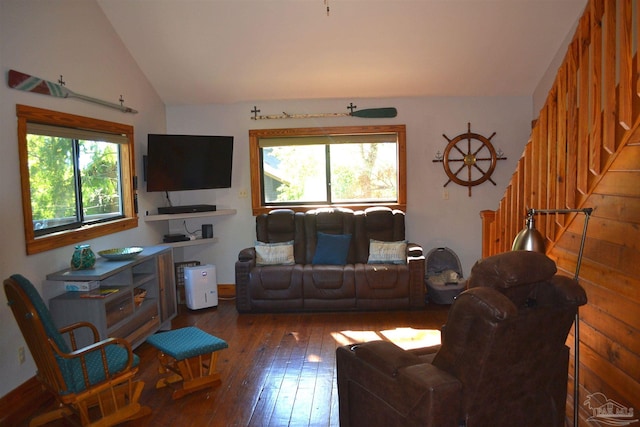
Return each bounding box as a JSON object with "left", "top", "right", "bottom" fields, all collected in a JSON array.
[{"left": 336, "top": 251, "right": 587, "bottom": 427}]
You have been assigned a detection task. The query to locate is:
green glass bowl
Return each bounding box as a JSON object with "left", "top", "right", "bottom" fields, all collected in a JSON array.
[{"left": 98, "top": 247, "right": 144, "bottom": 261}]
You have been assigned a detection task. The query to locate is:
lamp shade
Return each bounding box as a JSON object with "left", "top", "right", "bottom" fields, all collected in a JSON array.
[{"left": 511, "top": 215, "right": 546, "bottom": 252}]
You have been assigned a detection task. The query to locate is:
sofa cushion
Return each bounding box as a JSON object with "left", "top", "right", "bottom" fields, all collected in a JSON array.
[
  {"left": 355, "top": 264, "right": 411, "bottom": 310},
  {"left": 305, "top": 208, "right": 356, "bottom": 264},
  {"left": 255, "top": 241, "right": 295, "bottom": 266},
  {"left": 312, "top": 232, "right": 352, "bottom": 265},
  {"left": 303, "top": 264, "right": 357, "bottom": 310},
  {"left": 353, "top": 207, "right": 406, "bottom": 263},
  {"left": 367, "top": 239, "right": 407, "bottom": 265}
]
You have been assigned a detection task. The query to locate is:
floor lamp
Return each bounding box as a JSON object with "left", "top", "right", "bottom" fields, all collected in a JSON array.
[{"left": 511, "top": 207, "right": 593, "bottom": 427}]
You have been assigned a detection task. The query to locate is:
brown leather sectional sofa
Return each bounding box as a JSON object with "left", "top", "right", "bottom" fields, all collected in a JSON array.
[{"left": 235, "top": 207, "right": 425, "bottom": 313}]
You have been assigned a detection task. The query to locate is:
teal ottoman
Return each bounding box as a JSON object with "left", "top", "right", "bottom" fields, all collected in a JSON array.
[{"left": 146, "top": 327, "right": 228, "bottom": 399}]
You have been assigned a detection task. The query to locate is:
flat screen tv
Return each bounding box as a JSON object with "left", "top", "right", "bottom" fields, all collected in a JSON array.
[{"left": 146, "top": 134, "right": 234, "bottom": 192}]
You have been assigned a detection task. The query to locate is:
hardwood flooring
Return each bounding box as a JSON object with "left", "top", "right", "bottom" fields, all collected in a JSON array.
[{"left": 30, "top": 300, "right": 450, "bottom": 427}]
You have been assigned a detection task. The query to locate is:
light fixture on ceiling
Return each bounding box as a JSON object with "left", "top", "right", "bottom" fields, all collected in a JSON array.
[{"left": 512, "top": 207, "right": 593, "bottom": 427}]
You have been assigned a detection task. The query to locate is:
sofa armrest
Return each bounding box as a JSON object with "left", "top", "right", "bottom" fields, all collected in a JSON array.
[
  {"left": 235, "top": 248, "right": 256, "bottom": 312},
  {"left": 407, "top": 250, "right": 426, "bottom": 308},
  {"left": 407, "top": 242, "right": 423, "bottom": 258},
  {"left": 238, "top": 247, "right": 256, "bottom": 262}
]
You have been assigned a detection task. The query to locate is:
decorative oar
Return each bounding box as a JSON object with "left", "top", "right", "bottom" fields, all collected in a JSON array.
[
  {"left": 7, "top": 69, "right": 138, "bottom": 114},
  {"left": 250, "top": 106, "right": 397, "bottom": 120}
]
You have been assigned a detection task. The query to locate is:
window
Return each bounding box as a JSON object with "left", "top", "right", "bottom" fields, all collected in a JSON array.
[
  {"left": 17, "top": 105, "right": 137, "bottom": 255},
  {"left": 249, "top": 125, "right": 406, "bottom": 215}
]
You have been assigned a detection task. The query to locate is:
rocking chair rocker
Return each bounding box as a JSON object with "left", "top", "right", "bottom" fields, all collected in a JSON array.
[{"left": 4, "top": 274, "right": 151, "bottom": 426}]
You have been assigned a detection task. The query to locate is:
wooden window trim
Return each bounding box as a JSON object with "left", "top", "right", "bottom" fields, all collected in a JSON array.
[
  {"left": 16, "top": 105, "right": 138, "bottom": 255},
  {"left": 249, "top": 124, "right": 407, "bottom": 216}
]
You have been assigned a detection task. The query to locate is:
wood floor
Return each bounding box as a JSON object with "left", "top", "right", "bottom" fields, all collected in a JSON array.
[{"left": 30, "top": 299, "right": 450, "bottom": 427}]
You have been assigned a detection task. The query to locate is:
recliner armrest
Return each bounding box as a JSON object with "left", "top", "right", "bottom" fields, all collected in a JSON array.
[
  {"left": 400, "top": 362, "right": 462, "bottom": 426},
  {"left": 352, "top": 340, "right": 422, "bottom": 377},
  {"left": 410, "top": 344, "right": 441, "bottom": 359},
  {"left": 550, "top": 275, "right": 588, "bottom": 306},
  {"left": 338, "top": 341, "right": 462, "bottom": 426}
]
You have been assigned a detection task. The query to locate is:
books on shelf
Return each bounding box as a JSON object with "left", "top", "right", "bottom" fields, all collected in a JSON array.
[
  {"left": 79, "top": 288, "right": 119, "bottom": 298},
  {"left": 64, "top": 280, "right": 99, "bottom": 292}
]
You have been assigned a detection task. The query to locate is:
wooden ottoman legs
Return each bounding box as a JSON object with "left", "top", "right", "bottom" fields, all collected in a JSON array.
[
  {"left": 155, "top": 350, "right": 223, "bottom": 400},
  {"left": 146, "top": 327, "right": 228, "bottom": 400}
]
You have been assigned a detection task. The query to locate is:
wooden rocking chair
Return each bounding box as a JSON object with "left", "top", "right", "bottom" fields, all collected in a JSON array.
[{"left": 4, "top": 274, "right": 151, "bottom": 426}]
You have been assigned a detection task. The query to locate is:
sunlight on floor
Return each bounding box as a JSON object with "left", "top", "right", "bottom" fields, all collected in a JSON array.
[
  {"left": 331, "top": 330, "right": 382, "bottom": 346},
  {"left": 307, "top": 354, "right": 322, "bottom": 362},
  {"left": 380, "top": 327, "right": 441, "bottom": 350},
  {"left": 330, "top": 327, "right": 441, "bottom": 350}
]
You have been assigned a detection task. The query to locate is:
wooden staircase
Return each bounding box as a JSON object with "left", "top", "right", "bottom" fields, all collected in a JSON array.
[{"left": 480, "top": 0, "right": 640, "bottom": 424}]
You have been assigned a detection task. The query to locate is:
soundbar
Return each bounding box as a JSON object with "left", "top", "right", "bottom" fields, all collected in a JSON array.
[
  {"left": 163, "top": 234, "right": 190, "bottom": 243},
  {"left": 158, "top": 204, "right": 217, "bottom": 215}
]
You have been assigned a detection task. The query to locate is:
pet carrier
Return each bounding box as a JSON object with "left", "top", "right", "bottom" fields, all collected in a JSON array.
[{"left": 425, "top": 247, "right": 466, "bottom": 304}]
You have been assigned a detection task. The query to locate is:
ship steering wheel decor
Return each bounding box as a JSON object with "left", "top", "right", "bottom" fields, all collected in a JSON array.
[{"left": 433, "top": 122, "right": 506, "bottom": 197}]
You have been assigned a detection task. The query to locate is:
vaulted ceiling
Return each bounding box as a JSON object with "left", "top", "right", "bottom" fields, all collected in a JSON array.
[{"left": 97, "top": 0, "right": 587, "bottom": 105}]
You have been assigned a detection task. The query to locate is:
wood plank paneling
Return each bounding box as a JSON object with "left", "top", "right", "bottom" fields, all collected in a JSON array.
[
  {"left": 577, "top": 11, "right": 591, "bottom": 195},
  {"left": 596, "top": 171, "right": 640, "bottom": 196},
  {"left": 588, "top": 194, "right": 640, "bottom": 223},
  {"left": 481, "top": 1, "right": 640, "bottom": 423},
  {"left": 556, "top": 62, "right": 569, "bottom": 230},
  {"left": 603, "top": 0, "right": 617, "bottom": 153},
  {"left": 566, "top": 38, "right": 579, "bottom": 209},
  {"left": 608, "top": 144, "right": 640, "bottom": 171},
  {"left": 618, "top": 0, "right": 633, "bottom": 130},
  {"left": 547, "top": 91, "right": 559, "bottom": 238},
  {"left": 589, "top": 0, "right": 604, "bottom": 176},
  {"left": 538, "top": 109, "right": 550, "bottom": 240}
]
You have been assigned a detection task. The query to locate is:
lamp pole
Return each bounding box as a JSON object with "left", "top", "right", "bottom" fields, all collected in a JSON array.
[{"left": 512, "top": 207, "right": 592, "bottom": 427}]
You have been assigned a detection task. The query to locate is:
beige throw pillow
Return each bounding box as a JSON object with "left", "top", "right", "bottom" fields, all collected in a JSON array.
[
  {"left": 367, "top": 239, "right": 407, "bottom": 265},
  {"left": 255, "top": 241, "right": 295, "bottom": 266}
]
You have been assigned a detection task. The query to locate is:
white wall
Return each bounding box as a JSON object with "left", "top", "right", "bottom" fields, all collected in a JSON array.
[
  {"left": 532, "top": 2, "right": 585, "bottom": 117},
  {"left": 165, "top": 96, "right": 532, "bottom": 285},
  {"left": 0, "top": 0, "right": 538, "bottom": 401},
  {"left": 0, "top": 0, "right": 167, "bottom": 398}
]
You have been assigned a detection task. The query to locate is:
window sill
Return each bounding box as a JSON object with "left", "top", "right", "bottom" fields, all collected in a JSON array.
[
  {"left": 26, "top": 217, "right": 138, "bottom": 255},
  {"left": 251, "top": 203, "right": 407, "bottom": 216}
]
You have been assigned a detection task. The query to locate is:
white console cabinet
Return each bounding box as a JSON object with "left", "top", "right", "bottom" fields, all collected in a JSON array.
[{"left": 47, "top": 245, "right": 176, "bottom": 349}]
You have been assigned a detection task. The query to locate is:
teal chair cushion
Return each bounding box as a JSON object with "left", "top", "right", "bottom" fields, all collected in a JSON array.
[
  {"left": 146, "top": 326, "right": 228, "bottom": 360},
  {"left": 11, "top": 274, "right": 139, "bottom": 394},
  {"left": 59, "top": 345, "right": 140, "bottom": 394}
]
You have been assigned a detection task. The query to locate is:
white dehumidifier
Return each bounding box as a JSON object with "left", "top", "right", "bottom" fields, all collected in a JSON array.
[{"left": 184, "top": 264, "right": 218, "bottom": 310}]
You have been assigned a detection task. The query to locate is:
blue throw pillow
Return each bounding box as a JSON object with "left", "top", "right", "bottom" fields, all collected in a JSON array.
[{"left": 312, "top": 232, "right": 352, "bottom": 265}]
